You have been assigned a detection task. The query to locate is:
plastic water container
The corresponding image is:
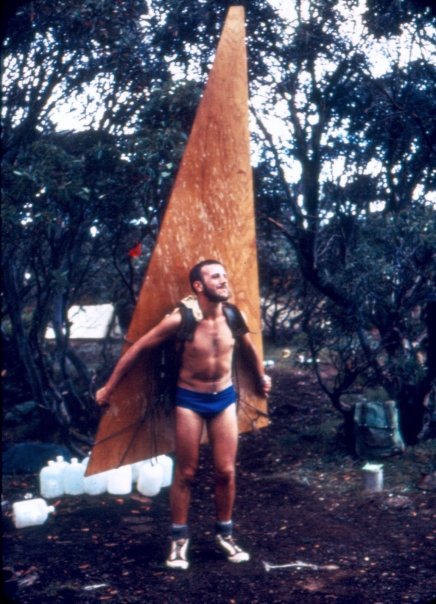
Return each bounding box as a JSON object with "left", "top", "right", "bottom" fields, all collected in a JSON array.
[
  {"left": 157, "top": 455, "right": 174, "bottom": 488},
  {"left": 56, "top": 455, "right": 69, "bottom": 469},
  {"left": 107, "top": 465, "right": 132, "bottom": 495},
  {"left": 63, "top": 458, "right": 85, "bottom": 495},
  {"left": 13, "top": 498, "right": 55, "bottom": 528},
  {"left": 131, "top": 460, "right": 145, "bottom": 483},
  {"left": 39, "top": 460, "right": 64, "bottom": 498},
  {"left": 137, "top": 461, "right": 163, "bottom": 497},
  {"left": 362, "top": 462, "right": 384, "bottom": 492},
  {"left": 83, "top": 470, "right": 108, "bottom": 496}
]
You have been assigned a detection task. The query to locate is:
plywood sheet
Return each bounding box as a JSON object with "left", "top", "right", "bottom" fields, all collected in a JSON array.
[{"left": 87, "top": 6, "right": 268, "bottom": 476}]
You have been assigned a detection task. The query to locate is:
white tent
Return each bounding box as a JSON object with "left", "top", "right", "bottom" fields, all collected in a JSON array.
[{"left": 45, "top": 304, "right": 122, "bottom": 340}]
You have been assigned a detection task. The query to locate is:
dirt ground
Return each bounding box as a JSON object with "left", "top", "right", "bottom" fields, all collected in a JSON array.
[{"left": 2, "top": 366, "right": 436, "bottom": 604}]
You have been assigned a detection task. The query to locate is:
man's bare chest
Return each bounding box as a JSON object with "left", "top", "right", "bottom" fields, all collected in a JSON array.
[{"left": 185, "top": 319, "right": 235, "bottom": 356}]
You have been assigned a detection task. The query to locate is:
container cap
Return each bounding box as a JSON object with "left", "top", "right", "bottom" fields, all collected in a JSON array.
[{"left": 362, "top": 462, "right": 383, "bottom": 471}]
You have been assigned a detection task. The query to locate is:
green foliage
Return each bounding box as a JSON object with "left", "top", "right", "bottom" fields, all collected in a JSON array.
[
  {"left": 1, "top": 0, "right": 205, "bottom": 446},
  {"left": 1, "top": 0, "right": 435, "bottom": 446},
  {"left": 251, "top": 0, "right": 435, "bottom": 442}
]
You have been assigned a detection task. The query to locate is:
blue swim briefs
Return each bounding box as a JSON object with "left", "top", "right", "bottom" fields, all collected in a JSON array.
[{"left": 175, "top": 385, "right": 237, "bottom": 418}]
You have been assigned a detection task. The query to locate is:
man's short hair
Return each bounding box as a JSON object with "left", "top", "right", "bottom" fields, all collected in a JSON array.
[{"left": 189, "top": 259, "right": 223, "bottom": 291}]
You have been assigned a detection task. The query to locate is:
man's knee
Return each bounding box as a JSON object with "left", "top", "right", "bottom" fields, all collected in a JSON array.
[
  {"left": 215, "top": 465, "right": 235, "bottom": 486},
  {"left": 176, "top": 463, "right": 197, "bottom": 485}
]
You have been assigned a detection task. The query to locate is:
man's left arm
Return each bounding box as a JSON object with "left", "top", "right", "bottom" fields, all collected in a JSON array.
[{"left": 237, "top": 332, "right": 272, "bottom": 397}]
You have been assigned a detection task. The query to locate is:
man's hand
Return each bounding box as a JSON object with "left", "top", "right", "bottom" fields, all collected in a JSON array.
[
  {"left": 96, "top": 386, "right": 110, "bottom": 407},
  {"left": 262, "top": 374, "right": 272, "bottom": 395}
]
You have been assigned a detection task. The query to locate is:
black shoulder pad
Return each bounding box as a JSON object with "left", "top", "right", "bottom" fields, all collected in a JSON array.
[
  {"left": 176, "top": 304, "right": 197, "bottom": 341},
  {"left": 223, "top": 303, "right": 249, "bottom": 338}
]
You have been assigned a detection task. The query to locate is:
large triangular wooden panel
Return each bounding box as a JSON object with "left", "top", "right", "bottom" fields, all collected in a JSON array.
[{"left": 87, "top": 6, "right": 268, "bottom": 476}]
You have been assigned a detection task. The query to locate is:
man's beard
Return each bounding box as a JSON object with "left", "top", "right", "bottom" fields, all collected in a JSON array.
[{"left": 202, "top": 283, "right": 230, "bottom": 302}]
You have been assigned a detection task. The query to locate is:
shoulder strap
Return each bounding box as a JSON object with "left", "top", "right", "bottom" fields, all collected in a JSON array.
[
  {"left": 176, "top": 304, "right": 197, "bottom": 341},
  {"left": 176, "top": 300, "right": 249, "bottom": 341},
  {"left": 223, "top": 302, "right": 249, "bottom": 338}
]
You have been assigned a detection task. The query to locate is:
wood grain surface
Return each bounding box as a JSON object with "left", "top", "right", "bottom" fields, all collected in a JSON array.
[{"left": 86, "top": 6, "right": 268, "bottom": 476}]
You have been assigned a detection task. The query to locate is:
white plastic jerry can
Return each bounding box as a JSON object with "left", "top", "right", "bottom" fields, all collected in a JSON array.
[
  {"left": 83, "top": 470, "right": 108, "bottom": 496},
  {"left": 362, "top": 463, "right": 384, "bottom": 492},
  {"left": 137, "top": 460, "right": 163, "bottom": 497},
  {"left": 131, "top": 460, "right": 145, "bottom": 483},
  {"left": 81, "top": 454, "right": 108, "bottom": 495},
  {"left": 13, "top": 498, "right": 55, "bottom": 528},
  {"left": 107, "top": 464, "right": 132, "bottom": 495},
  {"left": 39, "top": 460, "right": 64, "bottom": 499},
  {"left": 157, "top": 455, "right": 174, "bottom": 488},
  {"left": 63, "top": 458, "right": 85, "bottom": 495},
  {"left": 56, "top": 455, "right": 69, "bottom": 469}
]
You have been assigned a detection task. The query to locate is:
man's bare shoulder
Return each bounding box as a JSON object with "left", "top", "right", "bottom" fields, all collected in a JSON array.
[
  {"left": 153, "top": 308, "right": 185, "bottom": 343},
  {"left": 135, "top": 308, "right": 182, "bottom": 344},
  {"left": 160, "top": 307, "right": 183, "bottom": 330}
]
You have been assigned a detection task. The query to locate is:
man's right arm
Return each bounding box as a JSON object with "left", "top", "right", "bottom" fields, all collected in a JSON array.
[{"left": 96, "top": 311, "right": 182, "bottom": 406}]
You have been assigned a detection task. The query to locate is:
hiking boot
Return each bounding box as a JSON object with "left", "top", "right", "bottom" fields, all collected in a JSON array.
[
  {"left": 215, "top": 534, "right": 250, "bottom": 563},
  {"left": 166, "top": 538, "right": 190, "bottom": 570}
]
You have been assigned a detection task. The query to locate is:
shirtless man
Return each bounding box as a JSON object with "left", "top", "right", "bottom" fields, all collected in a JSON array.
[{"left": 96, "top": 259, "right": 271, "bottom": 570}]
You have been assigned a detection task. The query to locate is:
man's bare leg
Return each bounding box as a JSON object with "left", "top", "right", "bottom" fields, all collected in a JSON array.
[
  {"left": 208, "top": 403, "right": 250, "bottom": 563},
  {"left": 166, "top": 407, "right": 204, "bottom": 570},
  {"left": 208, "top": 403, "right": 238, "bottom": 522},
  {"left": 170, "top": 407, "right": 204, "bottom": 525}
]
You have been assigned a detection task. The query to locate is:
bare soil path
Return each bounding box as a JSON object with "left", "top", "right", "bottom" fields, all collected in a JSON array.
[{"left": 2, "top": 367, "right": 436, "bottom": 603}]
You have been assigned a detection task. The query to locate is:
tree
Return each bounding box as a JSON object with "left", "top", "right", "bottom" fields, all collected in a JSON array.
[
  {"left": 1, "top": 0, "right": 203, "bottom": 448},
  {"left": 251, "top": 0, "right": 436, "bottom": 443},
  {"left": 2, "top": 0, "right": 435, "bottom": 447}
]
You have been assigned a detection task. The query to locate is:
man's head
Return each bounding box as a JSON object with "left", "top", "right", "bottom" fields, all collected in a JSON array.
[{"left": 189, "top": 259, "right": 230, "bottom": 302}]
